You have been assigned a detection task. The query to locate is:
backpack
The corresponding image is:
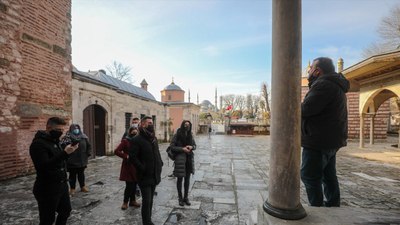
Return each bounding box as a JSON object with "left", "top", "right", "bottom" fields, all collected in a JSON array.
[{"left": 166, "top": 146, "right": 175, "bottom": 160}]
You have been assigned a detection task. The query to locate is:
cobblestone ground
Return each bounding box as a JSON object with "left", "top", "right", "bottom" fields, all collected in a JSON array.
[{"left": 1, "top": 135, "right": 399, "bottom": 225}]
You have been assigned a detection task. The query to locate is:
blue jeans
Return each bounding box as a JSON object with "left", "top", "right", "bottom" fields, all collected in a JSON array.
[{"left": 301, "top": 147, "right": 340, "bottom": 207}]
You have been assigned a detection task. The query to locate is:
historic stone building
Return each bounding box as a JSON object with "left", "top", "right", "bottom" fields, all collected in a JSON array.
[
  {"left": 0, "top": 0, "right": 72, "bottom": 180},
  {"left": 160, "top": 79, "right": 200, "bottom": 134},
  {"left": 342, "top": 49, "right": 400, "bottom": 147},
  {"left": 72, "top": 68, "right": 168, "bottom": 157}
]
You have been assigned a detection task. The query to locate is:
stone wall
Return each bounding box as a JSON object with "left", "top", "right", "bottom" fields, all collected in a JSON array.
[
  {"left": 0, "top": 0, "right": 72, "bottom": 180},
  {"left": 71, "top": 77, "right": 168, "bottom": 154}
]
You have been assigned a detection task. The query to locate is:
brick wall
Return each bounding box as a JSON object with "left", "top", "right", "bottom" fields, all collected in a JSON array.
[{"left": 0, "top": 0, "right": 72, "bottom": 180}]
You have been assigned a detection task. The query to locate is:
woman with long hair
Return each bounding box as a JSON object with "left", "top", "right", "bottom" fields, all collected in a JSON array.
[
  {"left": 170, "top": 120, "right": 196, "bottom": 206},
  {"left": 114, "top": 126, "right": 141, "bottom": 210}
]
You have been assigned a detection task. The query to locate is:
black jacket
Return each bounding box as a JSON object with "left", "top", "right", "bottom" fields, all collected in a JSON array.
[
  {"left": 301, "top": 72, "right": 350, "bottom": 150},
  {"left": 65, "top": 137, "right": 91, "bottom": 169},
  {"left": 170, "top": 131, "right": 196, "bottom": 177},
  {"left": 129, "top": 134, "right": 163, "bottom": 186},
  {"left": 29, "top": 131, "right": 69, "bottom": 185}
]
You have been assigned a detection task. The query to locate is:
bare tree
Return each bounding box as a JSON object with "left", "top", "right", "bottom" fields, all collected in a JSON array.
[
  {"left": 222, "top": 94, "right": 236, "bottom": 110},
  {"left": 363, "top": 4, "right": 400, "bottom": 57},
  {"left": 106, "top": 60, "right": 132, "bottom": 83},
  {"left": 261, "top": 82, "right": 271, "bottom": 112},
  {"left": 235, "top": 95, "right": 246, "bottom": 112},
  {"left": 253, "top": 95, "right": 261, "bottom": 118},
  {"left": 246, "top": 94, "right": 254, "bottom": 118},
  {"left": 259, "top": 99, "right": 265, "bottom": 113}
]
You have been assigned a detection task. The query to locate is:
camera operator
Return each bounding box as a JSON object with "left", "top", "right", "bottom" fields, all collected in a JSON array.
[{"left": 29, "top": 117, "right": 78, "bottom": 225}]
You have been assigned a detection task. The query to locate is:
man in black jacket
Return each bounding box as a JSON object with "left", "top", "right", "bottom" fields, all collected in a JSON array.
[
  {"left": 29, "top": 117, "right": 78, "bottom": 225},
  {"left": 301, "top": 57, "right": 350, "bottom": 207},
  {"left": 129, "top": 116, "right": 163, "bottom": 225}
]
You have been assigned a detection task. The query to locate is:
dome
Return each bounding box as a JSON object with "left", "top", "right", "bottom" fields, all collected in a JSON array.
[
  {"left": 200, "top": 100, "right": 213, "bottom": 106},
  {"left": 163, "top": 78, "right": 183, "bottom": 91}
]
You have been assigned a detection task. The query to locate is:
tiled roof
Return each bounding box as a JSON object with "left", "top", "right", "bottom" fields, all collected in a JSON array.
[{"left": 72, "top": 66, "right": 156, "bottom": 101}]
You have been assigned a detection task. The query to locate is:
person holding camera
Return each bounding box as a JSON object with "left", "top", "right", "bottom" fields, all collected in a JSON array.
[
  {"left": 61, "top": 124, "right": 91, "bottom": 195},
  {"left": 30, "top": 117, "right": 79, "bottom": 225}
]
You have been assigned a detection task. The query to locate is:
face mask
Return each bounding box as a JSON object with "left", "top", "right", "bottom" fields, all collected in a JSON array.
[
  {"left": 131, "top": 124, "right": 138, "bottom": 128},
  {"left": 146, "top": 125, "right": 154, "bottom": 133},
  {"left": 49, "top": 130, "right": 63, "bottom": 139},
  {"left": 307, "top": 74, "right": 318, "bottom": 86},
  {"left": 184, "top": 125, "right": 190, "bottom": 131},
  {"left": 72, "top": 128, "right": 80, "bottom": 135}
]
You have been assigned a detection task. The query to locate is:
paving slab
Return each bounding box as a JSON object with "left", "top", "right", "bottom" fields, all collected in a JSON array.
[{"left": 1, "top": 135, "right": 400, "bottom": 225}]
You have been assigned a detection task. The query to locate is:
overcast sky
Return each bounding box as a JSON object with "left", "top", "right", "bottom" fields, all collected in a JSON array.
[{"left": 71, "top": 0, "right": 399, "bottom": 103}]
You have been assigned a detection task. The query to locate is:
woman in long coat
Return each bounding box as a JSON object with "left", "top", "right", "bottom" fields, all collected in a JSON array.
[
  {"left": 60, "top": 124, "right": 91, "bottom": 195},
  {"left": 170, "top": 120, "right": 196, "bottom": 206},
  {"left": 114, "top": 126, "right": 141, "bottom": 210}
]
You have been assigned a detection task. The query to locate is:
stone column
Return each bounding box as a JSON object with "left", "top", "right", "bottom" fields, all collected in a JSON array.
[
  {"left": 263, "top": 0, "right": 306, "bottom": 220},
  {"left": 398, "top": 129, "right": 400, "bottom": 149},
  {"left": 369, "top": 114, "right": 375, "bottom": 145},
  {"left": 360, "top": 113, "right": 365, "bottom": 148}
]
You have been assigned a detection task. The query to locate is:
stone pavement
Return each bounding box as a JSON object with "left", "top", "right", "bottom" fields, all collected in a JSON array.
[{"left": 1, "top": 135, "right": 400, "bottom": 225}]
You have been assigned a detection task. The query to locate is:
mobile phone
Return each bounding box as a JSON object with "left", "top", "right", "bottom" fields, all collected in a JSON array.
[{"left": 71, "top": 139, "right": 80, "bottom": 146}]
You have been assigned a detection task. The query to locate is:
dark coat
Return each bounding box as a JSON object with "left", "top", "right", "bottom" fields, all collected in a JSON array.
[
  {"left": 29, "top": 131, "right": 69, "bottom": 185},
  {"left": 170, "top": 131, "right": 196, "bottom": 178},
  {"left": 114, "top": 138, "right": 137, "bottom": 182},
  {"left": 301, "top": 72, "right": 350, "bottom": 150},
  {"left": 129, "top": 134, "right": 163, "bottom": 186},
  {"left": 65, "top": 137, "right": 91, "bottom": 169}
]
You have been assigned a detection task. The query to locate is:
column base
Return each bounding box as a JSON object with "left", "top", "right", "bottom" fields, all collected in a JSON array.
[{"left": 263, "top": 200, "right": 307, "bottom": 220}]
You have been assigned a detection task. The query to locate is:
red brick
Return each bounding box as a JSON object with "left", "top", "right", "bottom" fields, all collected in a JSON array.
[{"left": 0, "top": 0, "right": 72, "bottom": 180}]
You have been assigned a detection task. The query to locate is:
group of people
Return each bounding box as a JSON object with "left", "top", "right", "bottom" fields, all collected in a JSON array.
[
  {"left": 29, "top": 115, "right": 197, "bottom": 225},
  {"left": 114, "top": 117, "right": 196, "bottom": 225},
  {"left": 28, "top": 56, "right": 349, "bottom": 224}
]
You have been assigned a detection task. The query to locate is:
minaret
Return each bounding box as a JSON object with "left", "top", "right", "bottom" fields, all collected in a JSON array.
[
  {"left": 188, "top": 89, "right": 191, "bottom": 103},
  {"left": 220, "top": 96, "right": 223, "bottom": 112},
  {"left": 215, "top": 88, "right": 218, "bottom": 112},
  {"left": 337, "top": 58, "right": 344, "bottom": 72},
  {"left": 197, "top": 93, "right": 199, "bottom": 105}
]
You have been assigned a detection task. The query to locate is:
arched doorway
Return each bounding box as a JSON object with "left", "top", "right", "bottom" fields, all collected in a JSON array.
[
  {"left": 360, "top": 89, "right": 400, "bottom": 148},
  {"left": 83, "top": 104, "right": 107, "bottom": 157}
]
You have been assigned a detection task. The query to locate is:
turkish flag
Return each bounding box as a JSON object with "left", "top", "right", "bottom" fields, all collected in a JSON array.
[{"left": 226, "top": 105, "right": 232, "bottom": 110}]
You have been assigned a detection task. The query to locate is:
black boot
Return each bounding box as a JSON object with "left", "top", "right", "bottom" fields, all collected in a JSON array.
[
  {"left": 178, "top": 191, "right": 184, "bottom": 206},
  {"left": 184, "top": 187, "right": 191, "bottom": 206},
  {"left": 179, "top": 198, "right": 184, "bottom": 206},
  {"left": 183, "top": 197, "right": 191, "bottom": 206}
]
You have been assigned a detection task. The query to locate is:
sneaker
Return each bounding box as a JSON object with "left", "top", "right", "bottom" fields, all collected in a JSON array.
[
  {"left": 81, "top": 186, "right": 89, "bottom": 192},
  {"left": 121, "top": 202, "right": 128, "bottom": 210},
  {"left": 69, "top": 188, "right": 75, "bottom": 196}
]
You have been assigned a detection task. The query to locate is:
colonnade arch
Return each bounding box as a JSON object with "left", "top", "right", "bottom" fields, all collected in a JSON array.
[{"left": 359, "top": 88, "right": 400, "bottom": 148}]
